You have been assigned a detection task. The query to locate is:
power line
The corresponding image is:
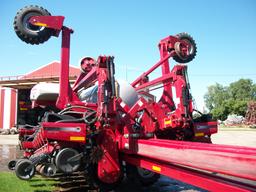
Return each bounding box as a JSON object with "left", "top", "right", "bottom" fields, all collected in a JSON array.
[{"left": 190, "top": 74, "right": 256, "bottom": 77}]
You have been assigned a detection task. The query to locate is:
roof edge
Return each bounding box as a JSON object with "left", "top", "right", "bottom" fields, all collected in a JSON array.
[
  {"left": 23, "top": 60, "right": 60, "bottom": 77},
  {"left": 24, "top": 60, "right": 80, "bottom": 76}
]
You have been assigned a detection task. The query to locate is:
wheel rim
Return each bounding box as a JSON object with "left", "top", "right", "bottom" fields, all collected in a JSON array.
[
  {"left": 42, "top": 163, "right": 57, "bottom": 177},
  {"left": 55, "top": 148, "right": 80, "bottom": 173},
  {"left": 15, "top": 160, "right": 35, "bottom": 180},
  {"left": 183, "top": 38, "right": 195, "bottom": 56},
  {"left": 174, "top": 38, "right": 195, "bottom": 61},
  {"left": 22, "top": 12, "right": 45, "bottom": 33},
  {"left": 173, "top": 33, "right": 197, "bottom": 63}
]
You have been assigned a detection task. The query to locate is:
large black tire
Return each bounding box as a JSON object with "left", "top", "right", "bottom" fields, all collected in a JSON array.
[
  {"left": 126, "top": 164, "right": 160, "bottom": 186},
  {"left": 13, "top": 5, "right": 53, "bottom": 45},
  {"left": 173, "top": 32, "right": 197, "bottom": 63}
]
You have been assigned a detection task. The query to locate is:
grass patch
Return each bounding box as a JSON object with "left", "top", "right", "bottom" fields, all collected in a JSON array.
[{"left": 0, "top": 172, "right": 58, "bottom": 192}]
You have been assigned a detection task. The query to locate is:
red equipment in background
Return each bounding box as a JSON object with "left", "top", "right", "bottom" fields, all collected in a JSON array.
[{"left": 9, "top": 5, "right": 256, "bottom": 192}]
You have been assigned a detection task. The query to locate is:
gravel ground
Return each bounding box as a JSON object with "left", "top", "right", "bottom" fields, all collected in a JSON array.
[
  {"left": 0, "top": 128, "right": 255, "bottom": 191},
  {"left": 211, "top": 128, "right": 256, "bottom": 147}
]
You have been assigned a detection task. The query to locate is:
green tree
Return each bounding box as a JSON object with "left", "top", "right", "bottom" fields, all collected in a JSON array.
[
  {"left": 231, "top": 100, "right": 248, "bottom": 116},
  {"left": 229, "top": 79, "right": 256, "bottom": 100},
  {"left": 204, "top": 83, "right": 229, "bottom": 111},
  {"left": 204, "top": 79, "right": 256, "bottom": 120}
]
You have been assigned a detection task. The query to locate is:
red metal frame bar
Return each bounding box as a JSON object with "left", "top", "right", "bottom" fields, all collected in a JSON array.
[
  {"left": 123, "top": 155, "right": 256, "bottom": 192},
  {"left": 131, "top": 51, "right": 175, "bottom": 87},
  {"left": 29, "top": 16, "right": 64, "bottom": 31},
  {"left": 135, "top": 73, "right": 173, "bottom": 91},
  {"left": 29, "top": 16, "right": 83, "bottom": 109},
  {"left": 125, "top": 139, "right": 256, "bottom": 181},
  {"left": 56, "top": 27, "right": 74, "bottom": 109},
  {"left": 72, "top": 67, "right": 97, "bottom": 92},
  {"left": 32, "top": 143, "right": 55, "bottom": 157}
]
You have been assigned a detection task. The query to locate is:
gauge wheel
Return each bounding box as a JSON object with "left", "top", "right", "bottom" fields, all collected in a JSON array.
[
  {"left": 13, "top": 5, "right": 53, "bottom": 45},
  {"left": 8, "top": 160, "right": 17, "bottom": 170},
  {"left": 173, "top": 32, "right": 197, "bottom": 63},
  {"left": 15, "top": 159, "right": 35, "bottom": 180}
]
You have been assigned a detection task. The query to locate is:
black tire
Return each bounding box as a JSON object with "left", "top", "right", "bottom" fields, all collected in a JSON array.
[
  {"left": 8, "top": 160, "right": 17, "bottom": 170},
  {"left": 15, "top": 159, "right": 35, "bottom": 180},
  {"left": 126, "top": 164, "right": 160, "bottom": 186},
  {"left": 15, "top": 159, "right": 26, "bottom": 168},
  {"left": 173, "top": 32, "right": 197, "bottom": 63},
  {"left": 13, "top": 5, "right": 53, "bottom": 45}
]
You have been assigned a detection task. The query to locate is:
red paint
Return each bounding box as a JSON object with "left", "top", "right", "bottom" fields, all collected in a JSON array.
[
  {"left": 127, "top": 139, "right": 256, "bottom": 181},
  {"left": 0, "top": 89, "right": 5, "bottom": 128},
  {"left": 22, "top": 61, "right": 80, "bottom": 79},
  {"left": 97, "top": 129, "right": 121, "bottom": 183},
  {"left": 10, "top": 89, "right": 17, "bottom": 128},
  {"left": 123, "top": 155, "right": 256, "bottom": 192},
  {"left": 29, "top": 16, "right": 64, "bottom": 31},
  {"left": 56, "top": 27, "right": 72, "bottom": 109},
  {"left": 42, "top": 122, "right": 86, "bottom": 143}
]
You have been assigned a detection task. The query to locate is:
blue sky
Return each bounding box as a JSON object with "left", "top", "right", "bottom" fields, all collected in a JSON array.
[{"left": 1, "top": 0, "right": 256, "bottom": 109}]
